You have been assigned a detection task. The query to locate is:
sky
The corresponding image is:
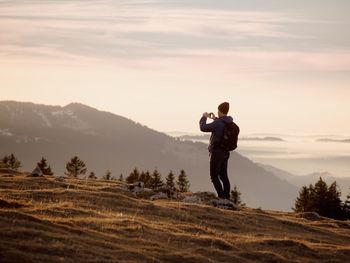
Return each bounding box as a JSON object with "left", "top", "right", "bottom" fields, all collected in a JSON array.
[{"left": 1, "top": 0, "right": 350, "bottom": 135}]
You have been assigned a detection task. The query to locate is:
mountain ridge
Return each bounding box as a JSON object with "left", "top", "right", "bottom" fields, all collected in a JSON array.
[{"left": 260, "top": 164, "right": 350, "bottom": 199}]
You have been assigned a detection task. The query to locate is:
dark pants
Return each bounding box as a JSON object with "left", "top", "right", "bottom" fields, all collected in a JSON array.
[{"left": 210, "top": 149, "right": 231, "bottom": 199}]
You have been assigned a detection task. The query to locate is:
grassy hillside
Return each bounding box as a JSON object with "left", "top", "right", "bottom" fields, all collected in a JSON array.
[{"left": 0, "top": 171, "right": 349, "bottom": 263}]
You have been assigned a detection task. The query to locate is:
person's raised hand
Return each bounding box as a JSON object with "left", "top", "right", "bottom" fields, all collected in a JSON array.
[{"left": 202, "top": 112, "right": 209, "bottom": 118}]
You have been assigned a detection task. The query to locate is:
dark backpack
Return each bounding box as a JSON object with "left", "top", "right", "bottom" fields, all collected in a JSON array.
[{"left": 220, "top": 121, "right": 240, "bottom": 151}]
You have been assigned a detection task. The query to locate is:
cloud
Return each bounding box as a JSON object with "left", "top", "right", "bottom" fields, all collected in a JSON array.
[{"left": 0, "top": 0, "right": 349, "bottom": 72}]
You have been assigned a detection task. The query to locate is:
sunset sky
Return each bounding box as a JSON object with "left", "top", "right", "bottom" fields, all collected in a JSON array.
[{"left": 1, "top": 0, "right": 350, "bottom": 135}]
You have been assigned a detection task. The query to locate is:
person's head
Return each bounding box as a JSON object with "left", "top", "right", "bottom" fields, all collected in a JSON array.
[{"left": 218, "top": 102, "right": 229, "bottom": 117}]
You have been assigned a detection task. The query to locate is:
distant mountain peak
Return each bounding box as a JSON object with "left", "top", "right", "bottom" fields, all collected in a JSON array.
[
  {"left": 304, "top": 171, "right": 333, "bottom": 178},
  {"left": 64, "top": 102, "right": 97, "bottom": 111}
]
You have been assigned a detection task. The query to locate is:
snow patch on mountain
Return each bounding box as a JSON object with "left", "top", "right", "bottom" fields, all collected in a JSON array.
[
  {"left": 10, "top": 110, "right": 21, "bottom": 121},
  {"left": 14, "top": 135, "right": 46, "bottom": 144},
  {"left": 0, "top": 129, "right": 13, "bottom": 136},
  {"left": 33, "top": 110, "right": 52, "bottom": 127},
  {"left": 51, "top": 109, "right": 89, "bottom": 130},
  {"left": 51, "top": 109, "right": 75, "bottom": 118}
]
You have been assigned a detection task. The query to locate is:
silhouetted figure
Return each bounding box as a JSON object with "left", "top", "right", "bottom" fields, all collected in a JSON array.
[{"left": 199, "top": 102, "right": 234, "bottom": 199}]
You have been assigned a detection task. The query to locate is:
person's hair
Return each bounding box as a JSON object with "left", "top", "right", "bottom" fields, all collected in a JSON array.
[{"left": 218, "top": 102, "right": 229, "bottom": 115}]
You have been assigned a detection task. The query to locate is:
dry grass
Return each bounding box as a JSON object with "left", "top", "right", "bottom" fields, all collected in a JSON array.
[{"left": 0, "top": 173, "right": 349, "bottom": 263}]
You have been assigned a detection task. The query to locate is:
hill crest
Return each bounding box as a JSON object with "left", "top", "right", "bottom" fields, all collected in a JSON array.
[{"left": 0, "top": 173, "right": 349, "bottom": 262}]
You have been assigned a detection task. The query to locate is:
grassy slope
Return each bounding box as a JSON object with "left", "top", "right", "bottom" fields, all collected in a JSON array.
[{"left": 0, "top": 172, "right": 349, "bottom": 263}]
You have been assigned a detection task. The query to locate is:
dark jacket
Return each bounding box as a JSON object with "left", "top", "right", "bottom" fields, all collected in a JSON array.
[{"left": 199, "top": 115, "right": 234, "bottom": 153}]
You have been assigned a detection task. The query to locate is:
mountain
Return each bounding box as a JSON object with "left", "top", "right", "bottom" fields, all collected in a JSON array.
[
  {"left": 260, "top": 164, "right": 350, "bottom": 199},
  {"left": 0, "top": 101, "right": 298, "bottom": 211},
  {"left": 1, "top": 173, "right": 349, "bottom": 263}
]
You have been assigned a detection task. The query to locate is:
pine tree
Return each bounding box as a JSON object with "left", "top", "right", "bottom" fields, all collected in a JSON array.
[
  {"left": 327, "top": 182, "right": 343, "bottom": 219},
  {"left": 293, "top": 186, "right": 311, "bottom": 212},
  {"left": 166, "top": 171, "right": 176, "bottom": 192},
  {"left": 177, "top": 169, "right": 190, "bottom": 193},
  {"left": 119, "top": 173, "right": 124, "bottom": 182},
  {"left": 313, "top": 177, "right": 329, "bottom": 217},
  {"left": 103, "top": 170, "right": 112, "bottom": 180},
  {"left": 345, "top": 188, "right": 350, "bottom": 219},
  {"left": 0, "top": 155, "right": 9, "bottom": 168},
  {"left": 150, "top": 169, "right": 164, "bottom": 189},
  {"left": 126, "top": 168, "right": 140, "bottom": 184},
  {"left": 139, "top": 170, "right": 152, "bottom": 187},
  {"left": 144, "top": 171, "right": 152, "bottom": 188},
  {"left": 345, "top": 188, "right": 350, "bottom": 209},
  {"left": 88, "top": 172, "right": 97, "bottom": 179},
  {"left": 294, "top": 178, "right": 345, "bottom": 220},
  {"left": 139, "top": 171, "right": 146, "bottom": 184},
  {"left": 1, "top": 154, "right": 21, "bottom": 170},
  {"left": 8, "top": 154, "right": 21, "bottom": 170},
  {"left": 144, "top": 170, "right": 153, "bottom": 188},
  {"left": 37, "top": 157, "right": 54, "bottom": 175},
  {"left": 230, "top": 185, "right": 244, "bottom": 206},
  {"left": 65, "top": 156, "right": 87, "bottom": 178}
]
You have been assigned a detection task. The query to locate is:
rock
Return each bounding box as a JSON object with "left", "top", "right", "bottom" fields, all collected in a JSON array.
[
  {"left": 211, "top": 199, "right": 238, "bottom": 210},
  {"left": 55, "top": 176, "right": 66, "bottom": 182},
  {"left": 128, "top": 182, "right": 156, "bottom": 198},
  {"left": 150, "top": 192, "right": 168, "bottom": 201},
  {"left": 29, "top": 166, "right": 43, "bottom": 177},
  {"left": 135, "top": 190, "right": 156, "bottom": 199},
  {"left": 127, "top": 181, "right": 168, "bottom": 199},
  {"left": 135, "top": 181, "right": 145, "bottom": 189},
  {"left": 128, "top": 182, "right": 155, "bottom": 199},
  {"left": 194, "top": 192, "right": 217, "bottom": 203},
  {"left": 255, "top": 207, "right": 265, "bottom": 213},
  {"left": 179, "top": 192, "right": 216, "bottom": 204},
  {"left": 155, "top": 186, "right": 168, "bottom": 192},
  {"left": 182, "top": 195, "right": 202, "bottom": 204},
  {"left": 298, "top": 212, "right": 322, "bottom": 221},
  {"left": 128, "top": 181, "right": 145, "bottom": 193}
]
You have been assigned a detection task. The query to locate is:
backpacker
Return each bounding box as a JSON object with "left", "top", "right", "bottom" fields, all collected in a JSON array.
[{"left": 220, "top": 121, "right": 240, "bottom": 151}]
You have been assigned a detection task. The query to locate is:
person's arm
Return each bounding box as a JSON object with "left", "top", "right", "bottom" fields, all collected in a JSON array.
[{"left": 199, "top": 115, "right": 218, "bottom": 132}]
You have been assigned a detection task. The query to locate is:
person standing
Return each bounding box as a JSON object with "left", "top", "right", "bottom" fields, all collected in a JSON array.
[{"left": 199, "top": 102, "right": 234, "bottom": 199}]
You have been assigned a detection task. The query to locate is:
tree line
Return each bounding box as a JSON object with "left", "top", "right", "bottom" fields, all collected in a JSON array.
[
  {"left": 124, "top": 168, "right": 190, "bottom": 193},
  {"left": 294, "top": 177, "right": 350, "bottom": 220},
  {"left": 0, "top": 153, "right": 246, "bottom": 204},
  {"left": 0, "top": 154, "right": 53, "bottom": 175},
  {"left": 64, "top": 156, "right": 191, "bottom": 192},
  {"left": 0, "top": 154, "right": 191, "bottom": 192},
  {"left": 0, "top": 154, "right": 21, "bottom": 170}
]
